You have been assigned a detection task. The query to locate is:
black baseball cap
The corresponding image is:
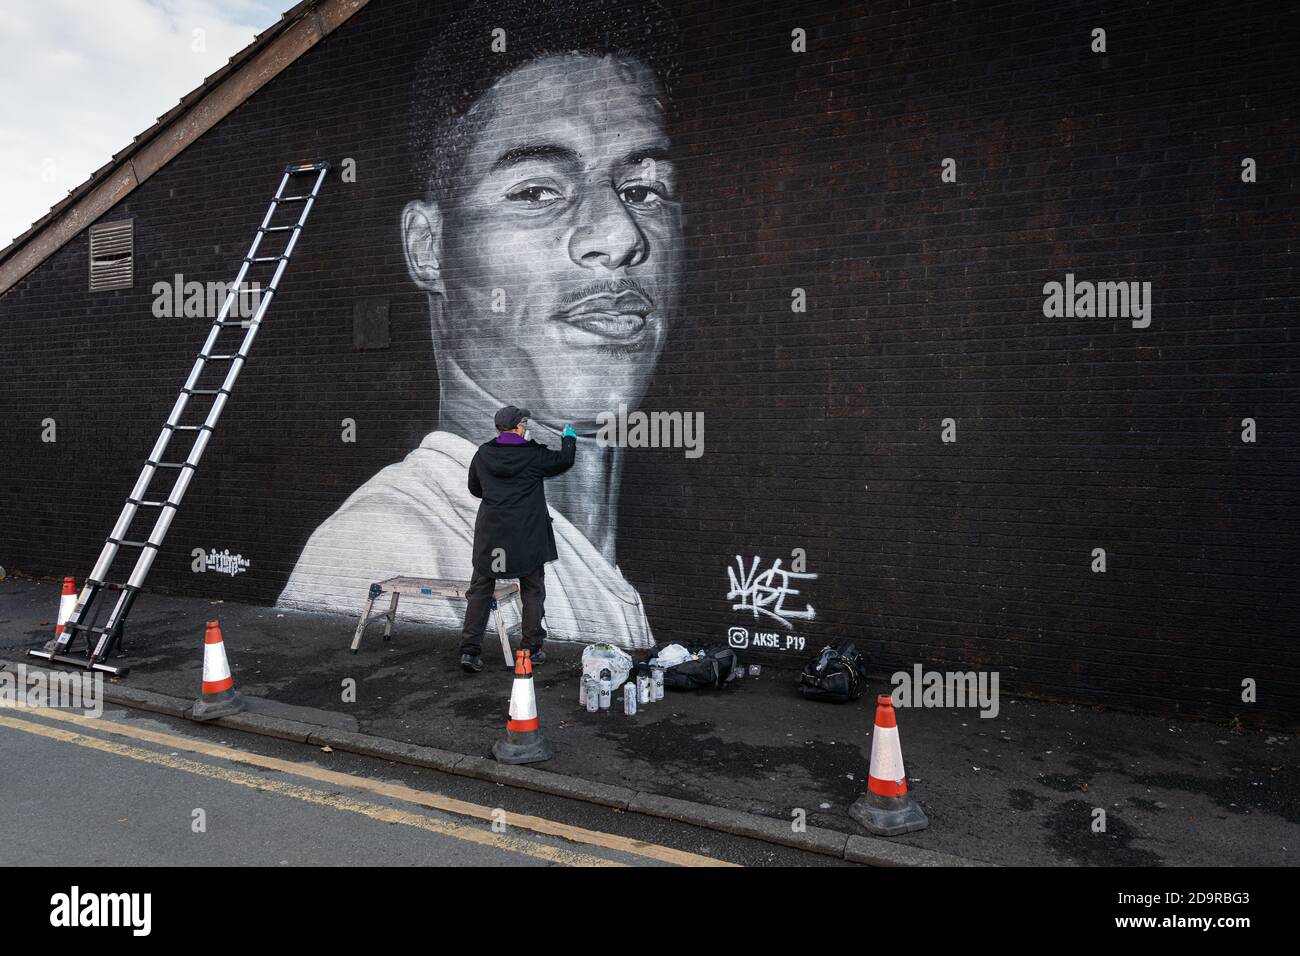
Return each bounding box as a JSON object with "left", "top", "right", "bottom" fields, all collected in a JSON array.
[{"left": 494, "top": 405, "right": 530, "bottom": 431}]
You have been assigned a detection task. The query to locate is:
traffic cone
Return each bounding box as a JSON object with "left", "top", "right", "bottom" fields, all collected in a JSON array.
[
  {"left": 848, "top": 694, "right": 929, "bottom": 836},
  {"left": 53, "top": 577, "right": 77, "bottom": 639},
  {"left": 191, "top": 620, "right": 244, "bottom": 721},
  {"left": 491, "top": 649, "right": 553, "bottom": 764}
]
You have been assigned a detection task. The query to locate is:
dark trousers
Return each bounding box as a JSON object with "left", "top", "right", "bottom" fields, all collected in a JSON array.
[{"left": 460, "top": 564, "right": 547, "bottom": 656}]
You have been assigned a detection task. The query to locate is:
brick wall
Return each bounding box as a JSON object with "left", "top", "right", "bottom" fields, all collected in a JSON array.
[{"left": 2, "top": 0, "right": 1297, "bottom": 722}]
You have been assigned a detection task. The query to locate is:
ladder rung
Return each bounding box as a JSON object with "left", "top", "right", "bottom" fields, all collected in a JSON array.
[
  {"left": 127, "top": 494, "right": 177, "bottom": 509},
  {"left": 67, "top": 622, "right": 108, "bottom": 635},
  {"left": 276, "top": 195, "right": 311, "bottom": 203},
  {"left": 262, "top": 225, "right": 297, "bottom": 233},
  {"left": 87, "top": 580, "right": 134, "bottom": 592},
  {"left": 200, "top": 354, "right": 238, "bottom": 361},
  {"left": 217, "top": 320, "right": 252, "bottom": 327},
  {"left": 169, "top": 424, "right": 208, "bottom": 432},
  {"left": 249, "top": 256, "right": 287, "bottom": 263},
  {"left": 113, "top": 540, "right": 153, "bottom": 549},
  {"left": 186, "top": 388, "right": 224, "bottom": 395},
  {"left": 151, "top": 462, "right": 192, "bottom": 470}
]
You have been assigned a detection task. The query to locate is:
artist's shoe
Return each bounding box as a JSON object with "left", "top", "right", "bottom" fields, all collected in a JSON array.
[
  {"left": 525, "top": 647, "right": 546, "bottom": 666},
  {"left": 460, "top": 653, "right": 483, "bottom": 674}
]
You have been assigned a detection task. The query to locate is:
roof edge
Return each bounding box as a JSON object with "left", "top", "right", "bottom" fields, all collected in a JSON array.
[{"left": 0, "top": 0, "right": 370, "bottom": 298}]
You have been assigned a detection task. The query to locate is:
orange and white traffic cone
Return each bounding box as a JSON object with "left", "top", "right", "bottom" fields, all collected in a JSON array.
[
  {"left": 848, "top": 694, "right": 929, "bottom": 835},
  {"left": 491, "top": 649, "right": 553, "bottom": 764},
  {"left": 191, "top": 620, "right": 244, "bottom": 721},
  {"left": 53, "top": 577, "right": 77, "bottom": 639}
]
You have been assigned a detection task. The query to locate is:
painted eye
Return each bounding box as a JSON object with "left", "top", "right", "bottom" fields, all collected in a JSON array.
[
  {"left": 619, "top": 184, "right": 664, "bottom": 207},
  {"left": 506, "top": 185, "right": 562, "bottom": 205}
]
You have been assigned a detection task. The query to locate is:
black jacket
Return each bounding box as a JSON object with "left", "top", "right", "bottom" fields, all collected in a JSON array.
[{"left": 468, "top": 434, "right": 576, "bottom": 577}]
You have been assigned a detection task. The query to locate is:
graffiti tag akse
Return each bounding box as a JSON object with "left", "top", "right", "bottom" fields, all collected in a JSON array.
[{"left": 726, "top": 555, "right": 816, "bottom": 630}]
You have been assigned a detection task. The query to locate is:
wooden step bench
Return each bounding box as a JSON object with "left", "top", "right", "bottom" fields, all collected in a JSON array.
[{"left": 350, "top": 575, "right": 522, "bottom": 667}]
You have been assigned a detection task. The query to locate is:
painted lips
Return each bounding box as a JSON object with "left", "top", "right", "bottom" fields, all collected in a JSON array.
[
  {"left": 555, "top": 291, "right": 654, "bottom": 343},
  {"left": 560, "top": 311, "right": 647, "bottom": 337}
]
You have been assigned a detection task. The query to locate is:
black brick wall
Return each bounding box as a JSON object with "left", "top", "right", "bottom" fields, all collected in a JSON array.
[{"left": 2, "top": 0, "right": 1297, "bottom": 722}]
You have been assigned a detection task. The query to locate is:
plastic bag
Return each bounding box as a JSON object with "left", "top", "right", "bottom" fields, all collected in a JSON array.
[
  {"left": 581, "top": 643, "right": 633, "bottom": 690},
  {"left": 648, "top": 643, "right": 692, "bottom": 669}
]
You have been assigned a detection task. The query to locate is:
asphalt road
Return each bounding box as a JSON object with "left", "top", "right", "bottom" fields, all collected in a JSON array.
[{"left": 0, "top": 703, "right": 850, "bottom": 867}]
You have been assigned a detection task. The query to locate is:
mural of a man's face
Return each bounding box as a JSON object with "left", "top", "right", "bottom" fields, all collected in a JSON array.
[{"left": 403, "top": 53, "right": 683, "bottom": 427}]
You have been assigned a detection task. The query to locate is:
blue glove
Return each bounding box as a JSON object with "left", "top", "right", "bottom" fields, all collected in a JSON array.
[{"left": 562, "top": 424, "right": 576, "bottom": 439}]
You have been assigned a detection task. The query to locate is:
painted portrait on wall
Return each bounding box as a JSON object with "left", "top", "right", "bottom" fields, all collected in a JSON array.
[{"left": 277, "top": 0, "right": 682, "bottom": 649}]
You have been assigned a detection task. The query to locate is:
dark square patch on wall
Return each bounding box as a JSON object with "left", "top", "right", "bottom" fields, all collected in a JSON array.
[{"left": 353, "top": 298, "right": 390, "bottom": 349}]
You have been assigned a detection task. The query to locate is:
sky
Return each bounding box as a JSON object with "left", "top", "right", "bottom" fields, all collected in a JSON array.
[{"left": 0, "top": 0, "right": 290, "bottom": 248}]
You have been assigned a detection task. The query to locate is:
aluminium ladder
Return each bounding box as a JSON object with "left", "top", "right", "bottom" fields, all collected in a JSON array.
[{"left": 30, "top": 161, "right": 330, "bottom": 676}]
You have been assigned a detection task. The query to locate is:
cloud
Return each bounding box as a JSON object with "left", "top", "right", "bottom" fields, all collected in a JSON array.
[{"left": 0, "top": 0, "right": 287, "bottom": 246}]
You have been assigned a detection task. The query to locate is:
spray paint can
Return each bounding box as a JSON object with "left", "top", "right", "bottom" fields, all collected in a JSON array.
[
  {"left": 598, "top": 670, "right": 612, "bottom": 710},
  {"left": 623, "top": 681, "right": 637, "bottom": 715},
  {"left": 578, "top": 676, "right": 589, "bottom": 708},
  {"left": 732, "top": 659, "right": 744, "bottom": 681},
  {"left": 652, "top": 667, "right": 665, "bottom": 701},
  {"left": 637, "top": 674, "right": 652, "bottom": 704},
  {"left": 748, "top": 664, "right": 761, "bottom": 677},
  {"left": 584, "top": 676, "right": 599, "bottom": 712}
]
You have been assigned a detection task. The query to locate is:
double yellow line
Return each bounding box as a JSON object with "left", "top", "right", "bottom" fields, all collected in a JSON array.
[{"left": 0, "top": 706, "right": 735, "bottom": 867}]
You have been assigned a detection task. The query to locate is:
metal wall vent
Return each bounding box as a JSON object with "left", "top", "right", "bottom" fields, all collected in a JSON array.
[{"left": 88, "top": 219, "right": 133, "bottom": 291}]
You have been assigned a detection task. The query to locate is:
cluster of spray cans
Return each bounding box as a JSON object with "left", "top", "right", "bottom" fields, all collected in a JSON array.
[{"left": 579, "top": 666, "right": 664, "bottom": 715}]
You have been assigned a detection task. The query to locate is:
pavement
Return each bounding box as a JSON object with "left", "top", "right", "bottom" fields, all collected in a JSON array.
[{"left": 1, "top": 575, "right": 1295, "bottom": 866}]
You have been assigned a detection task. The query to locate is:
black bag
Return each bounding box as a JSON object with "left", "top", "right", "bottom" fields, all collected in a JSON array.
[
  {"left": 663, "top": 654, "right": 718, "bottom": 690},
  {"left": 641, "top": 643, "right": 739, "bottom": 691},
  {"left": 702, "top": 644, "right": 740, "bottom": 685},
  {"left": 798, "top": 641, "right": 869, "bottom": 702}
]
